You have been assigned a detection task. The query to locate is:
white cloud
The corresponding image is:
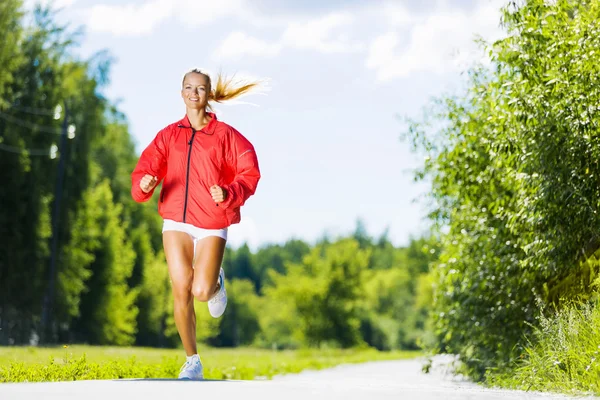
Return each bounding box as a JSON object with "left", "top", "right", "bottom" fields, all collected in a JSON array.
[
  {"left": 76, "top": 0, "right": 504, "bottom": 77},
  {"left": 365, "top": 32, "right": 399, "bottom": 75},
  {"left": 24, "top": 0, "right": 77, "bottom": 10},
  {"left": 212, "top": 11, "right": 362, "bottom": 61},
  {"left": 213, "top": 31, "right": 282, "bottom": 60},
  {"left": 366, "top": 1, "right": 506, "bottom": 82},
  {"left": 82, "top": 0, "right": 249, "bottom": 36},
  {"left": 282, "top": 12, "right": 361, "bottom": 54},
  {"left": 78, "top": 0, "right": 361, "bottom": 55},
  {"left": 53, "top": 0, "right": 76, "bottom": 8},
  {"left": 382, "top": 2, "right": 412, "bottom": 25},
  {"left": 86, "top": 0, "right": 174, "bottom": 36},
  {"left": 174, "top": 0, "right": 247, "bottom": 27}
]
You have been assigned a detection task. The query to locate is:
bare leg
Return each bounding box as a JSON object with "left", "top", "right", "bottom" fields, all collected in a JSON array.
[
  {"left": 163, "top": 231, "right": 196, "bottom": 356},
  {"left": 191, "top": 236, "right": 227, "bottom": 302}
]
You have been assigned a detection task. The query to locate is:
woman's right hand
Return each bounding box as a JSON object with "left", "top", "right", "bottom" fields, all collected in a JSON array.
[{"left": 140, "top": 174, "right": 158, "bottom": 193}]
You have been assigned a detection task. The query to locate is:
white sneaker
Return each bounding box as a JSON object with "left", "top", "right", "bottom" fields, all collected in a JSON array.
[
  {"left": 178, "top": 355, "right": 203, "bottom": 380},
  {"left": 208, "top": 268, "right": 227, "bottom": 318}
]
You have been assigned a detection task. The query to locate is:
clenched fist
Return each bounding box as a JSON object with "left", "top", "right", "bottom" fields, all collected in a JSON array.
[
  {"left": 210, "top": 185, "right": 227, "bottom": 204},
  {"left": 140, "top": 174, "right": 158, "bottom": 193}
]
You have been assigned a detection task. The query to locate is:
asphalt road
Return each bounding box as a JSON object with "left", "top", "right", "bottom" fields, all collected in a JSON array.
[{"left": 0, "top": 356, "right": 597, "bottom": 400}]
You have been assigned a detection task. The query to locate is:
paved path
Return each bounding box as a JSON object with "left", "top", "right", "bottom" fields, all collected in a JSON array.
[{"left": 0, "top": 356, "right": 597, "bottom": 400}]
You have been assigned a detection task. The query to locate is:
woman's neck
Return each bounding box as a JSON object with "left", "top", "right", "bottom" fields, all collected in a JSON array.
[{"left": 186, "top": 108, "right": 211, "bottom": 130}]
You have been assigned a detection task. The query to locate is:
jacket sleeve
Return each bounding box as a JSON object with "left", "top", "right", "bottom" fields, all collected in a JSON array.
[
  {"left": 131, "top": 128, "right": 169, "bottom": 202},
  {"left": 220, "top": 127, "right": 261, "bottom": 209}
]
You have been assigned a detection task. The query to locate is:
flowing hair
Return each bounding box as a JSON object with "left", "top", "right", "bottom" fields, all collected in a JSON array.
[{"left": 182, "top": 68, "right": 262, "bottom": 111}]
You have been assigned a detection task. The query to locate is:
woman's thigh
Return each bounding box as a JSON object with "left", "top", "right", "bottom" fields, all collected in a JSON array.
[
  {"left": 163, "top": 231, "right": 195, "bottom": 298},
  {"left": 191, "top": 236, "right": 227, "bottom": 301}
]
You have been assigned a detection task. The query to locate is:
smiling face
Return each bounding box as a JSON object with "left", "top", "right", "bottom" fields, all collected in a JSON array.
[{"left": 181, "top": 72, "right": 211, "bottom": 110}]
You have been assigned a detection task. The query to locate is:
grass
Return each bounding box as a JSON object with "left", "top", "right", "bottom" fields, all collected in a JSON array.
[
  {"left": 486, "top": 300, "right": 600, "bottom": 397},
  {"left": 0, "top": 345, "right": 419, "bottom": 383}
]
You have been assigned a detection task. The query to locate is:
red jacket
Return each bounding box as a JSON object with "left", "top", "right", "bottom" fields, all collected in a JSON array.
[{"left": 131, "top": 113, "right": 260, "bottom": 229}]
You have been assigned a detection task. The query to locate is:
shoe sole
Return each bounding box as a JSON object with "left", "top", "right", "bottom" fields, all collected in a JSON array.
[{"left": 178, "top": 377, "right": 204, "bottom": 380}]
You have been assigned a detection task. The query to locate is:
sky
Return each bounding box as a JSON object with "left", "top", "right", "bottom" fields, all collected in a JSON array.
[{"left": 27, "top": 0, "right": 508, "bottom": 250}]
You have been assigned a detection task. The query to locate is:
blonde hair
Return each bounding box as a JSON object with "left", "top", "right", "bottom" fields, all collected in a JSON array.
[{"left": 182, "top": 68, "right": 260, "bottom": 111}]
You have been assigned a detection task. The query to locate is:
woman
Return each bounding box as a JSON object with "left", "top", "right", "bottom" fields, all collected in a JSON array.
[{"left": 131, "top": 69, "right": 261, "bottom": 380}]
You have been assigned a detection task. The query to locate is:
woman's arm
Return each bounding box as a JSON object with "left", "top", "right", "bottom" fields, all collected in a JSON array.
[
  {"left": 131, "top": 128, "right": 169, "bottom": 202},
  {"left": 219, "top": 127, "right": 261, "bottom": 209}
]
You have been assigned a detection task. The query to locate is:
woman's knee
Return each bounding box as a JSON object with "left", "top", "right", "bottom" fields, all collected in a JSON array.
[
  {"left": 163, "top": 231, "right": 195, "bottom": 306},
  {"left": 191, "top": 281, "right": 216, "bottom": 302},
  {"left": 172, "top": 278, "right": 193, "bottom": 304}
]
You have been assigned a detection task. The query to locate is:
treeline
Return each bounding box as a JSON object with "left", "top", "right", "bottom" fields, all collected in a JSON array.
[
  {"left": 0, "top": 0, "right": 164, "bottom": 346},
  {"left": 138, "top": 227, "right": 438, "bottom": 351},
  {"left": 0, "top": 2, "right": 437, "bottom": 351},
  {"left": 405, "top": 0, "right": 600, "bottom": 381}
]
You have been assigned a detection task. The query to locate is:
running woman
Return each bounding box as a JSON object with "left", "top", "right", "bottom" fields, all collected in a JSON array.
[{"left": 131, "top": 69, "right": 261, "bottom": 380}]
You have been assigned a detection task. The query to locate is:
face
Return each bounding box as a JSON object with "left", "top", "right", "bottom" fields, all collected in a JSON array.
[{"left": 181, "top": 72, "right": 210, "bottom": 109}]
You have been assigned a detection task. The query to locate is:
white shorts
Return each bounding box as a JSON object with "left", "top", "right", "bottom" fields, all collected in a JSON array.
[{"left": 162, "top": 219, "right": 228, "bottom": 243}]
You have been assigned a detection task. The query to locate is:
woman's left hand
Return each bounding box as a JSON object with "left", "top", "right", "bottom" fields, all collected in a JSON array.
[{"left": 210, "top": 185, "right": 227, "bottom": 203}]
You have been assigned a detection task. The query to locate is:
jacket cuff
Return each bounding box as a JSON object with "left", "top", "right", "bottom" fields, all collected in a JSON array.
[{"left": 220, "top": 185, "right": 235, "bottom": 209}]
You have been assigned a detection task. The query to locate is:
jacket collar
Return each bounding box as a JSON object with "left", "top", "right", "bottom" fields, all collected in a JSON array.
[{"left": 177, "top": 112, "right": 218, "bottom": 135}]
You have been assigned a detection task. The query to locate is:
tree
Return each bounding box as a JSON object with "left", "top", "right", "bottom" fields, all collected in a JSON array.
[
  {"left": 0, "top": 4, "right": 77, "bottom": 344},
  {"left": 262, "top": 239, "right": 369, "bottom": 348},
  {"left": 228, "top": 244, "right": 256, "bottom": 285},
  {"left": 136, "top": 249, "right": 174, "bottom": 347},
  {"left": 252, "top": 238, "right": 311, "bottom": 293},
  {"left": 404, "top": 0, "right": 600, "bottom": 379},
  {"left": 71, "top": 181, "right": 138, "bottom": 345}
]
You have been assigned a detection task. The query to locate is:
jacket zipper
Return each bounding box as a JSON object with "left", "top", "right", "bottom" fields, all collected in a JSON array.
[{"left": 182, "top": 127, "right": 197, "bottom": 223}]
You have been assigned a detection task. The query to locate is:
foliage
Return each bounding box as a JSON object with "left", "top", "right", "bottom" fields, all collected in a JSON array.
[
  {"left": 487, "top": 299, "right": 600, "bottom": 396},
  {"left": 260, "top": 239, "right": 369, "bottom": 349},
  {"left": 404, "top": 0, "right": 600, "bottom": 381},
  {"left": 0, "top": 346, "right": 420, "bottom": 382}
]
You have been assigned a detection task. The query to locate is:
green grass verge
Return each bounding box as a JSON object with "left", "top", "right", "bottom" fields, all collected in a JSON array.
[
  {"left": 0, "top": 345, "right": 419, "bottom": 383},
  {"left": 486, "top": 301, "right": 600, "bottom": 397}
]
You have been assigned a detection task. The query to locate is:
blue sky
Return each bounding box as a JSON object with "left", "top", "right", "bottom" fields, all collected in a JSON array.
[{"left": 30, "top": 0, "right": 507, "bottom": 250}]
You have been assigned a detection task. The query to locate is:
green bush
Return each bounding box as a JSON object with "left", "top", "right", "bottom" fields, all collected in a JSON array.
[
  {"left": 488, "top": 300, "right": 600, "bottom": 396},
  {"left": 405, "top": 0, "right": 600, "bottom": 380}
]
